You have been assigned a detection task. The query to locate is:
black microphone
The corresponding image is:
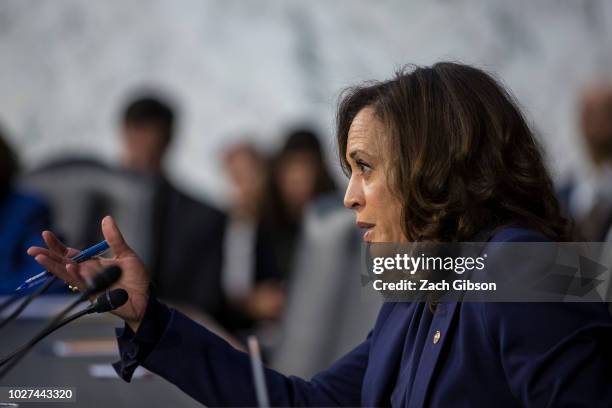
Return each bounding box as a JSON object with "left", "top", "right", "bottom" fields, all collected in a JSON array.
[
  {"left": 51, "top": 265, "right": 123, "bottom": 326},
  {"left": 0, "top": 289, "right": 129, "bottom": 378},
  {"left": 88, "top": 288, "right": 129, "bottom": 314},
  {"left": 0, "top": 264, "right": 122, "bottom": 333},
  {"left": 84, "top": 265, "right": 122, "bottom": 296}
]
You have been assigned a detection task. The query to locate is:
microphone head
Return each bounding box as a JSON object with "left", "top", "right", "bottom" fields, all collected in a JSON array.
[
  {"left": 90, "top": 289, "right": 129, "bottom": 313},
  {"left": 85, "top": 266, "right": 122, "bottom": 295}
]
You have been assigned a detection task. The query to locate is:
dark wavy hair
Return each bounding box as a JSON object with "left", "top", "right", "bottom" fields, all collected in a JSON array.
[{"left": 337, "top": 62, "right": 572, "bottom": 242}]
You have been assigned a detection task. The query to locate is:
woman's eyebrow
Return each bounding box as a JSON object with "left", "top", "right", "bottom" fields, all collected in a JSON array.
[{"left": 349, "top": 149, "right": 371, "bottom": 161}]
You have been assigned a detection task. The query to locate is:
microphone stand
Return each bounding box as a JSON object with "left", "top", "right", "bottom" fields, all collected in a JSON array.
[
  {"left": 0, "top": 266, "right": 123, "bottom": 380},
  {"left": 0, "top": 293, "right": 21, "bottom": 314},
  {"left": 0, "top": 288, "right": 127, "bottom": 381},
  {"left": 0, "top": 307, "right": 91, "bottom": 368},
  {"left": 0, "top": 292, "right": 88, "bottom": 381},
  {"left": 0, "top": 277, "right": 58, "bottom": 331}
]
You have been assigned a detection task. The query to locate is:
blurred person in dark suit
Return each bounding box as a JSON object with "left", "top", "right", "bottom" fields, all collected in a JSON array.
[
  {"left": 260, "top": 129, "right": 337, "bottom": 281},
  {"left": 220, "top": 142, "right": 284, "bottom": 333},
  {"left": 120, "top": 95, "right": 226, "bottom": 318},
  {"left": 0, "top": 126, "right": 51, "bottom": 293},
  {"left": 559, "top": 83, "right": 612, "bottom": 241}
]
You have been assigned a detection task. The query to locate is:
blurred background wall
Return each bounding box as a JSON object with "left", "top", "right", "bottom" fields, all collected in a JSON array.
[{"left": 1, "top": 0, "right": 612, "bottom": 207}]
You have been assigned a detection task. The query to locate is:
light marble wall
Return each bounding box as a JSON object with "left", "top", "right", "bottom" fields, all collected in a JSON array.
[{"left": 1, "top": 0, "right": 611, "bottom": 206}]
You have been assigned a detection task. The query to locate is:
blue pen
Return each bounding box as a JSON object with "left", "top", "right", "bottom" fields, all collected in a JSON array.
[{"left": 15, "top": 240, "right": 110, "bottom": 292}]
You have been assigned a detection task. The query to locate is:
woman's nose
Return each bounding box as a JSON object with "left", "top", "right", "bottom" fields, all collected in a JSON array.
[{"left": 343, "top": 177, "right": 364, "bottom": 210}]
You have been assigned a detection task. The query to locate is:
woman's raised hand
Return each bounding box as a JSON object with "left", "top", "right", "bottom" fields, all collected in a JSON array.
[{"left": 27, "top": 216, "right": 150, "bottom": 331}]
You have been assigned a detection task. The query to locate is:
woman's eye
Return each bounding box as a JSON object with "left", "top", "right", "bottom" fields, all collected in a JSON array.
[{"left": 357, "top": 160, "right": 372, "bottom": 173}]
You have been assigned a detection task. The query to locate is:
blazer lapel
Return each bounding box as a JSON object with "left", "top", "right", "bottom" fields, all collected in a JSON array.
[
  {"left": 362, "top": 303, "right": 417, "bottom": 406},
  {"left": 406, "top": 301, "right": 460, "bottom": 407}
]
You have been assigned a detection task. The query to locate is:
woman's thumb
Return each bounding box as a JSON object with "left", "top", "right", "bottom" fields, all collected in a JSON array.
[{"left": 101, "top": 215, "right": 132, "bottom": 256}]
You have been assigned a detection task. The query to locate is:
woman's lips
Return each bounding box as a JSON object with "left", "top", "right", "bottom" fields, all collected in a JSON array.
[{"left": 357, "top": 222, "right": 375, "bottom": 242}]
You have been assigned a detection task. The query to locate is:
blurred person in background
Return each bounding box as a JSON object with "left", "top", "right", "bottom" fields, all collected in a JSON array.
[
  {"left": 271, "top": 191, "right": 380, "bottom": 378},
  {"left": 260, "top": 128, "right": 337, "bottom": 281},
  {"left": 0, "top": 125, "right": 51, "bottom": 293},
  {"left": 559, "top": 83, "right": 612, "bottom": 241},
  {"left": 119, "top": 95, "right": 226, "bottom": 319},
  {"left": 220, "top": 142, "right": 284, "bottom": 334}
]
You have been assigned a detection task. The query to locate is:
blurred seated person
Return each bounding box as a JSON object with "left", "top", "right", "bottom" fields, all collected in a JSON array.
[
  {"left": 220, "top": 142, "right": 284, "bottom": 333},
  {"left": 260, "top": 128, "right": 337, "bottom": 281},
  {"left": 559, "top": 83, "right": 612, "bottom": 241},
  {"left": 119, "top": 94, "right": 226, "bottom": 318},
  {"left": 0, "top": 126, "right": 52, "bottom": 293}
]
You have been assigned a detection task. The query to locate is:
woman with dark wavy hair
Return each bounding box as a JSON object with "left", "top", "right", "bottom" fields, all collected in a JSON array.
[
  {"left": 337, "top": 63, "right": 571, "bottom": 244},
  {"left": 29, "top": 63, "right": 612, "bottom": 406}
]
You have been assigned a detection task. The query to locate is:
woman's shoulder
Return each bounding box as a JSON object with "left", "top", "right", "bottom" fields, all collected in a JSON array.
[
  {"left": 465, "top": 227, "right": 612, "bottom": 349},
  {"left": 488, "top": 225, "right": 552, "bottom": 243}
]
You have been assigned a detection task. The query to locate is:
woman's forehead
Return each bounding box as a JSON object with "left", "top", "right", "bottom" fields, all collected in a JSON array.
[{"left": 347, "top": 107, "right": 386, "bottom": 154}]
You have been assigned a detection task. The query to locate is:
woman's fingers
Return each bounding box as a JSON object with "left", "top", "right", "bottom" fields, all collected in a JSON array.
[
  {"left": 28, "top": 246, "right": 68, "bottom": 266},
  {"left": 27, "top": 246, "right": 51, "bottom": 257},
  {"left": 34, "top": 217, "right": 132, "bottom": 263},
  {"left": 31, "top": 250, "right": 104, "bottom": 288},
  {"left": 27, "top": 245, "right": 77, "bottom": 266},
  {"left": 40, "top": 231, "right": 80, "bottom": 259},
  {"left": 68, "top": 258, "right": 112, "bottom": 282},
  {"left": 101, "top": 216, "right": 132, "bottom": 257},
  {"left": 33, "top": 254, "right": 80, "bottom": 286},
  {"left": 66, "top": 263, "right": 91, "bottom": 287},
  {"left": 42, "top": 231, "right": 68, "bottom": 255},
  {"left": 65, "top": 247, "right": 80, "bottom": 258}
]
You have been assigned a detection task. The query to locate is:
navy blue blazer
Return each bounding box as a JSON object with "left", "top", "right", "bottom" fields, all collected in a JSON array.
[{"left": 114, "top": 227, "right": 612, "bottom": 406}]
